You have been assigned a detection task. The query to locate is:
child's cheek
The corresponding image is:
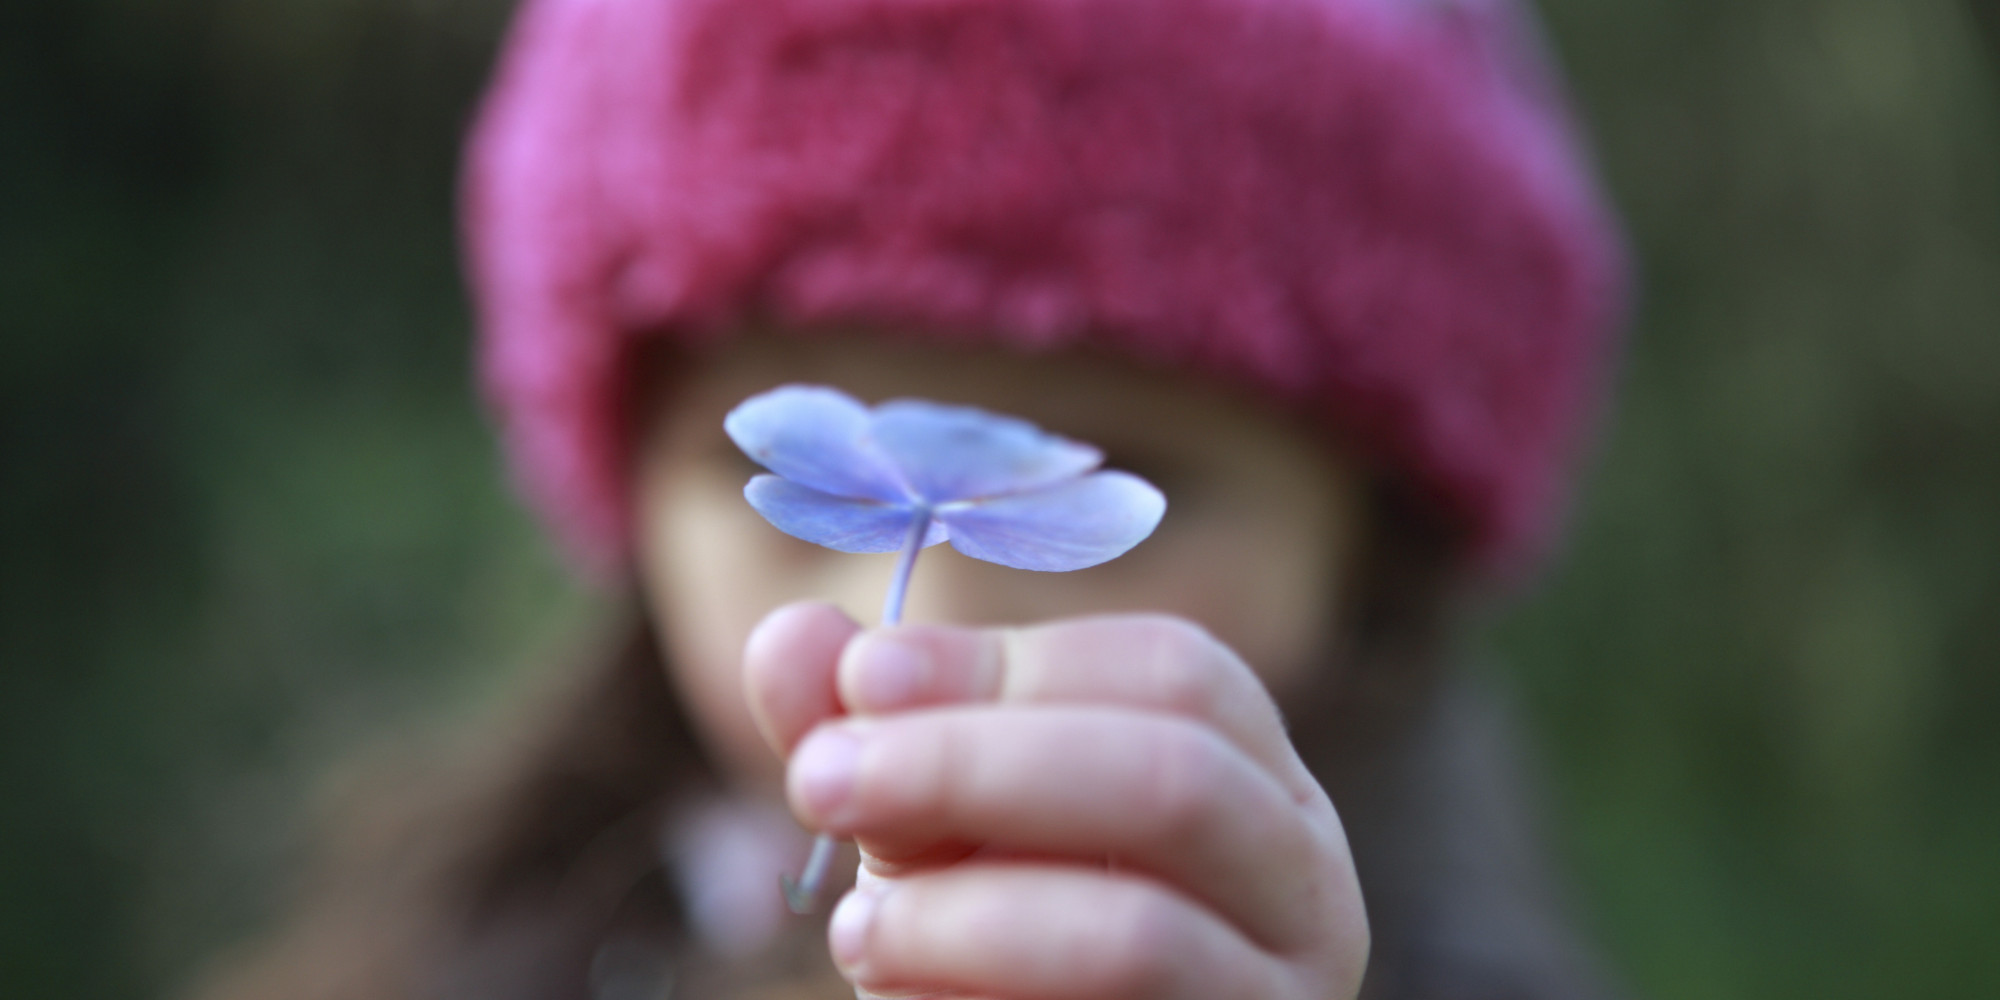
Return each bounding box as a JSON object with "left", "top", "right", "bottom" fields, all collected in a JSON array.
[
  {"left": 638, "top": 466, "right": 796, "bottom": 786},
  {"left": 1136, "top": 519, "right": 1343, "bottom": 699}
]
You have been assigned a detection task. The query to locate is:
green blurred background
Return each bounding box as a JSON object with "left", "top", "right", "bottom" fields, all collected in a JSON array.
[{"left": 3, "top": 0, "right": 1995, "bottom": 997}]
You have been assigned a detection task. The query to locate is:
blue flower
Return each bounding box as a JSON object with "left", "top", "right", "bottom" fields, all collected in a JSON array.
[
  {"left": 725, "top": 385, "right": 1166, "bottom": 574},
  {"left": 729, "top": 383, "right": 1169, "bottom": 913}
]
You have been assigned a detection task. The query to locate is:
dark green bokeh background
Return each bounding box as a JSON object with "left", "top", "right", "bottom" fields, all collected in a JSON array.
[{"left": 3, "top": 1, "right": 1995, "bottom": 997}]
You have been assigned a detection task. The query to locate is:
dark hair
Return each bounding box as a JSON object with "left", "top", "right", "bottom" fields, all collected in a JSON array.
[{"left": 1312, "top": 475, "right": 1478, "bottom": 754}]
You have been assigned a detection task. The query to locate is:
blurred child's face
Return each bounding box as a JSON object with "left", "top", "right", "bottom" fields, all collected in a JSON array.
[{"left": 635, "top": 333, "right": 1362, "bottom": 787}]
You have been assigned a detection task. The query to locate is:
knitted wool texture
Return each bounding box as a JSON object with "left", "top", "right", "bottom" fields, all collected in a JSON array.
[{"left": 465, "top": 0, "right": 1627, "bottom": 580}]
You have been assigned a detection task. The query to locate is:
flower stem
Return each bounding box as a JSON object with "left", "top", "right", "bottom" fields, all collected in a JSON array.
[
  {"left": 784, "top": 508, "right": 933, "bottom": 915},
  {"left": 881, "top": 507, "right": 931, "bottom": 627},
  {"left": 780, "top": 832, "right": 838, "bottom": 915}
]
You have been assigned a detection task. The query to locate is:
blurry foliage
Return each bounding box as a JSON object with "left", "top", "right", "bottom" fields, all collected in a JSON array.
[
  {"left": 1, "top": 0, "right": 1995, "bottom": 998},
  {"left": 1503, "top": 0, "right": 2000, "bottom": 997},
  {"left": 2, "top": 1, "right": 588, "bottom": 996}
]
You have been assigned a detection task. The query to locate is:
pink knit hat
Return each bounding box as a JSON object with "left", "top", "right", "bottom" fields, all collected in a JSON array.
[{"left": 464, "top": 0, "right": 1627, "bottom": 581}]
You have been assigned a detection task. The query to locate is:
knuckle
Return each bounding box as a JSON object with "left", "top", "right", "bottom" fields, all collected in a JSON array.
[
  {"left": 1150, "top": 649, "right": 1223, "bottom": 721},
  {"left": 1133, "top": 616, "right": 1236, "bottom": 715},
  {"left": 1140, "top": 719, "right": 1230, "bottom": 837},
  {"left": 1133, "top": 613, "right": 1222, "bottom": 658},
  {"left": 1093, "top": 888, "right": 1188, "bottom": 999}
]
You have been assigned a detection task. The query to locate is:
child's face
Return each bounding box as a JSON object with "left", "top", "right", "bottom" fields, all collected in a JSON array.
[{"left": 635, "top": 333, "right": 1362, "bottom": 788}]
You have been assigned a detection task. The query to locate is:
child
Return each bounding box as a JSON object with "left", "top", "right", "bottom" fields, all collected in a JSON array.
[{"left": 197, "top": 0, "right": 1626, "bottom": 997}]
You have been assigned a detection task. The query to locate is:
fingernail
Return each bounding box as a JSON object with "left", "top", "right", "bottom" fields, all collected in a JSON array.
[
  {"left": 852, "top": 634, "right": 929, "bottom": 708},
  {"left": 828, "top": 879, "right": 885, "bottom": 973},
  {"left": 791, "top": 726, "right": 863, "bottom": 823}
]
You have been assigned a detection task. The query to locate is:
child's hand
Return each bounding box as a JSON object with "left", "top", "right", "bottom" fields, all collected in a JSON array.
[{"left": 744, "top": 601, "right": 1369, "bottom": 1000}]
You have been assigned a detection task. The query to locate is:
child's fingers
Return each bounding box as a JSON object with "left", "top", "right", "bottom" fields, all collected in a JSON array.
[
  {"left": 836, "top": 614, "right": 1321, "bottom": 805},
  {"left": 787, "top": 706, "right": 1351, "bottom": 953},
  {"left": 743, "top": 601, "right": 861, "bottom": 755},
  {"left": 831, "top": 863, "right": 1310, "bottom": 1000}
]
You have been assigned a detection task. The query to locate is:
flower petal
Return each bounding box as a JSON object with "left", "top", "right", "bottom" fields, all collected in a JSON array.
[
  {"left": 935, "top": 471, "right": 1165, "bottom": 571},
  {"left": 725, "top": 386, "right": 909, "bottom": 502},
  {"left": 871, "top": 399, "right": 1102, "bottom": 504},
  {"left": 744, "top": 476, "right": 946, "bottom": 554}
]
